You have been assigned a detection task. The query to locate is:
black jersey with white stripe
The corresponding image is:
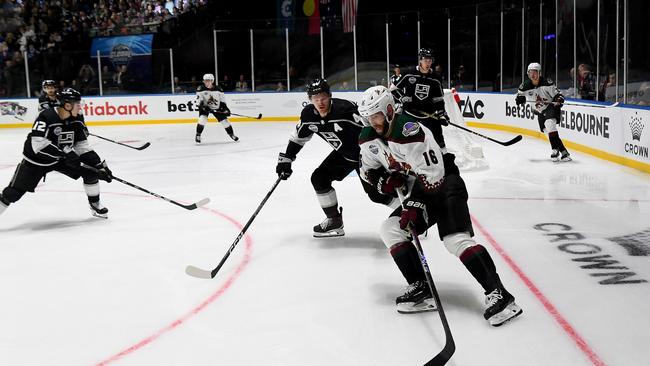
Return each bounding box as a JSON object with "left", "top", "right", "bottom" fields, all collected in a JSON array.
[
  {"left": 22, "top": 109, "right": 88, "bottom": 166},
  {"left": 38, "top": 94, "right": 60, "bottom": 112},
  {"left": 391, "top": 65, "right": 445, "bottom": 118},
  {"left": 291, "top": 98, "right": 364, "bottom": 162}
]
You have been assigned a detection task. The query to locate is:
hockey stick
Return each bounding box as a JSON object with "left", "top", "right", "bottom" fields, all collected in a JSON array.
[
  {"left": 447, "top": 121, "right": 522, "bottom": 146},
  {"left": 525, "top": 99, "right": 620, "bottom": 109},
  {"left": 89, "top": 133, "right": 151, "bottom": 150},
  {"left": 81, "top": 164, "right": 209, "bottom": 210},
  {"left": 185, "top": 177, "right": 282, "bottom": 279},
  {"left": 230, "top": 112, "right": 262, "bottom": 119},
  {"left": 396, "top": 190, "right": 455, "bottom": 366}
]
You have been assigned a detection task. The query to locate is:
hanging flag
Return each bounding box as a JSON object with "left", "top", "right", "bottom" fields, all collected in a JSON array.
[
  {"left": 303, "top": 0, "right": 320, "bottom": 35},
  {"left": 277, "top": 0, "right": 295, "bottom": 31},
  {"left": 342, "top": 0, "right": 357, "bottom": 33}
]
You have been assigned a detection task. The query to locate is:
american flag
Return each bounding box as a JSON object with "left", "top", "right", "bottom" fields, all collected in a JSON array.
[{"left": 342, "top": 0, "right": 358, "bottom": 33}]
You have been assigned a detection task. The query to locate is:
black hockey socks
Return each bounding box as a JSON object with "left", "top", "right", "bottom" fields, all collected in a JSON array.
[
  {"left": 390, "top": 241, "right": 426, "bottom": 284},
  {"left": 323, "top": 205, "right": 340, "bottom": 218},
  {"left": 196, "top": 124, "right": 205, "bottom": 135},
  {"left": 459, "top": 245, "right": 504, "bottom": 292},
  {"left": 548, "top": 131, "right": 566, "bottom": 151},
  {"left": 225, "top": 126, "right": 234, "bottom": 136}
]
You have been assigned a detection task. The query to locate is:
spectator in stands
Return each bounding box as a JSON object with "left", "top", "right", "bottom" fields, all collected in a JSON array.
[
  {"left": 577, "top": 63, "right": 596, "bottom": 100},
  {"left": 76, "top": 64, "right": 96, "bottom": 95},
  {"left": 235, "top": 74, "right": 248, "bottom": 92},
  {"left": 276, "top": 81, "right": 285, "bottom": 92},
  {"left": 173, "top": 76, "right": 186, "bottom": 94}
]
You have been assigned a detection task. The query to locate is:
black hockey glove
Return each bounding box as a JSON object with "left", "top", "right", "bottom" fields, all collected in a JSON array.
[
  {"left": 431, "top": 110, "right": 450, "bottom": 126},
  {"left": 218, "top": 103, "right": 231, "bottom": 116},
  {"left": 63, "top": 150, "right": 81, "bottom": 170},
  {"left": 96, "top": 161, "right": 113, "bottom": 183},
  {"left": 399, "top": 198, "right": 426, "bottom": 233},
  {"left": 552, "top": 95, "right": 565, "bottom": 107},
  {"left": 276, "top": 152, "right": 294, "bottom": 180},
  {"left": 377, "top": 171, "right": 407, "bottom": 196},
  {"left": 515, "top": 95, "right": 526, "bottom": 105}
]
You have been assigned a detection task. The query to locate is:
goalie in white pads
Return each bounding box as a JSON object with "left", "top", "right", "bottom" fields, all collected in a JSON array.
[
  {"left": 516, "top": 63, "right": 571, "bottom": 162},
  {"left": 357, "top": 85, "right": 522, "bottom": 327},
  {"left": 195, "top": 73, "right": 238, "bottom": 143}
]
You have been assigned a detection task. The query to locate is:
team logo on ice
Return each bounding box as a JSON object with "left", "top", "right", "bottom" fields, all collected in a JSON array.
[
  {"left": 607, "top": 228, "right": 650, "bottom": 257},
  {"left": 369, "top": 144, "right": 379, "bottom": 154},
  {"left": 414, "top": 84, "right": 430, "bottom": 100},
  {"left": 402, "top": 121, "right": 420, "bottom": 136},
  {"left": 308, "top": 124, "right": 319, "bottom": 132},
  {"left": 408, "top": 77, "right": 417, "bottom": 84}
]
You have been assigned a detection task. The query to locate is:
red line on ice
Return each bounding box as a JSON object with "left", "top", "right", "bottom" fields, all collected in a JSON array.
[
  {"left": 91, "top": 201, "right": 252, "bottom": 365},
  {"left": 471, "top": 215, "right": 606, "bottom": 366}
]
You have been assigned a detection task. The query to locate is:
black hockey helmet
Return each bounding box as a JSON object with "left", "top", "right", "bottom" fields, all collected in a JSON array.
[
  {"left": 418, "top": 47, "right": 434, "bottom": 60},
  {"left": 57, "top": 88, "right": 82, "bottom": 104},
  {"left": 306, "top": 77, "right": 331, "bottom": 97},
  {"left": 42, "top": 79, "right": 56, "bottom": 90}
]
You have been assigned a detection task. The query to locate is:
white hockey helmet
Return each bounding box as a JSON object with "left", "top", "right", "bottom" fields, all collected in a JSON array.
[
  {"left": 358, "top": 86, "right": 396, "bottom": 123},
  {"left": 203, "top": 73, "right": 215, "bottom": 81},
  {"left": 527, "top": 63, "right": 542, "bottom": 73}
]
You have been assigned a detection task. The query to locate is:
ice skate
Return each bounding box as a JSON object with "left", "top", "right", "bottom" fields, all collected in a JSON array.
[
  {"left": 396, "top": 280, "right": 437, "bottom": 314},
  {"left": 313, "top": 208, "right": 344, "bottom": 237},
  {"left": 550, "top": 149, "right": 560, "bottom": 162},
  {"left": 484, "top": 288, "right": 522, "bottom": 327},
  {"left": 89, "top": 201, "right": 108, "bottom": 219},
  {"left": 195, "top": 134, "right": 202, "bottom": 144},
  {"left": 229, "top": 133, "right": 239, "bottom": 142},
  {"left": 560, "top": 150, "right": 572, "bottom": 162}
]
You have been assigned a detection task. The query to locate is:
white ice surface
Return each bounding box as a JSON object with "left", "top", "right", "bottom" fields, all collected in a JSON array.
[{"left": 1, "top": 122, "right": 649, "bottom": 366}]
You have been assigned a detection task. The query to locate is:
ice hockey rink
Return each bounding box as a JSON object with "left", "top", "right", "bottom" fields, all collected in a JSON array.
[{"left": 0, "top": 121, "right": 648, "bottom": 366}]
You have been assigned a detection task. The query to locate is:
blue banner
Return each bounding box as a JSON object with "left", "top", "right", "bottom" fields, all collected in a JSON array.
[{"left": 90, "top": 35, "right": 154, "bottom": 92}]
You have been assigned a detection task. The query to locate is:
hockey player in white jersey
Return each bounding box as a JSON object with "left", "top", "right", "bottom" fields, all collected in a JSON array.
[
  {"left": 195, "top": 73, "right": 238, "bottom": 143},
  {"left": 357, "top": 85, "right": 522, "bottom": 326},
  {"left": 516, "top": 63, "right": 571, "bottom": 162}
]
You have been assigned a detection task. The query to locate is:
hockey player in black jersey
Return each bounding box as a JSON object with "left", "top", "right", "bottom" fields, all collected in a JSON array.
[
  {"left": 38, "top": 80, "right": 59, "bottom": 112},
  {"left": 195, "top": 73, "right": 238, "bottom": 143},
  {"left": 0, "top": 88, "right": 113, "bottom": 219},
  {"left": 516, "top": 63, "right": 571, "bottom": 162},
  {"left": 275, "top": 78, "right": 394, "bottom": 237},
  {"left": 358, "top": 85, "right": 522, "bottom": 326},
  {"left": 390, "top": 48, "right": 449, "bottom": 152}
]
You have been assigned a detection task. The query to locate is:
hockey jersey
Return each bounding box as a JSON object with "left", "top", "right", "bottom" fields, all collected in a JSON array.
[
  {"left": 196, "top": 84, "right": 227, "bottom": 111},
  {"left": 517, "top": 76, "right": 563, "bottom": 114},
  {"left": 290, "top": 98, "right": 364, "bottom": 162},
  {"left": 22, "top": 109, "right": 93, "bottom": 166},
  {"left": 390, "top": 65, "right": 445, "bottom": 119},
  {"left": 359, "top": 113, "right": 445, "bottom": 198},
  {"left": 38, "top": 94, "right": 60, "bottom": 112}
]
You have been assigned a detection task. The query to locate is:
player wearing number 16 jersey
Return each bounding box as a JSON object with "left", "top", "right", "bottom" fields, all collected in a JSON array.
[
  {"left": 357, "top": 85, "right": 522, "bottom": 326},
  {"left": 275, "top": 78, "right": 394, "bottom": 237}
]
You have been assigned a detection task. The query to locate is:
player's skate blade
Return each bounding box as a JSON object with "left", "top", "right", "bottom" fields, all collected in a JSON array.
[
  {"left": 89, "top": 202, "right": 108, "bottom": 219},
  {"left": 313, "top": 228, "right": 344, "bottom": 237},
  {"left": 487, "top": 302, "right": 523, "bottom": 327},
  {"left": 397, "top": 298, "right": 437, "bottom": 314}
]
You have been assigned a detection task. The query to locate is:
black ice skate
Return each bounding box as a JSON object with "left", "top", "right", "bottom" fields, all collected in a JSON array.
[
  {"left": 195, "top": 134, "right": 202, "bottom": 143},
  {"left": 484, "top": 288, "right": 522, "bottom": 327},
  {"left": 559, "top": 150, "right": 572, "bottom": 162},
  {"left": 550, "top": 149, "right": 560, "bottom": 162},
  {"left": 229, "top": 134, "right": 239, "bottom": 142},
  {"left": 396, "top": 280, "right": 437, "bottom": 314},
  {"left": 313, "top": 208, "right": 344, "bottom": 237},
  {"left": 89, "top": 201, "right": 108, "bottom": 219}
]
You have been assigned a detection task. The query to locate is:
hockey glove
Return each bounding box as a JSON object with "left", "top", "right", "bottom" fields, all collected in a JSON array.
[
  {"left": 552, "top": 95, "right": 565, "bottom": 107},
  {"left": 400, "top": 96, "right": 412, "bottom": 103},
  {"left": 399, "top": 198, "right": 426, "bottom": 233},
  {"left": 63, "top": 150, "right": 81, "bottom": 170},
  {"left": 96, "top": 161, "right": 113, "bottom": 183},
  {"left": 276, "top": 152, "right": 294, "bottom": 180},
  {"left": 431, "top": 110, "right": 450, "bottom": 126},
  {"left": 377, "top": 171, "right": 407, "bottom": 196},
  {"left": 515, "top": 95, "right": 526, "bottom": 105}
]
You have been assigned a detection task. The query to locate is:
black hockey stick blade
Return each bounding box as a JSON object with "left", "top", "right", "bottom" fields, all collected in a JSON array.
[
  {"left": 501, "top": 134, "right": 523, "bottom": 146},
  {"left": 185, "top": 265, "right": 215, "bottom": 279},
  {"left": 133, "top": 142, "right": 151, "bottom": 150}
]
